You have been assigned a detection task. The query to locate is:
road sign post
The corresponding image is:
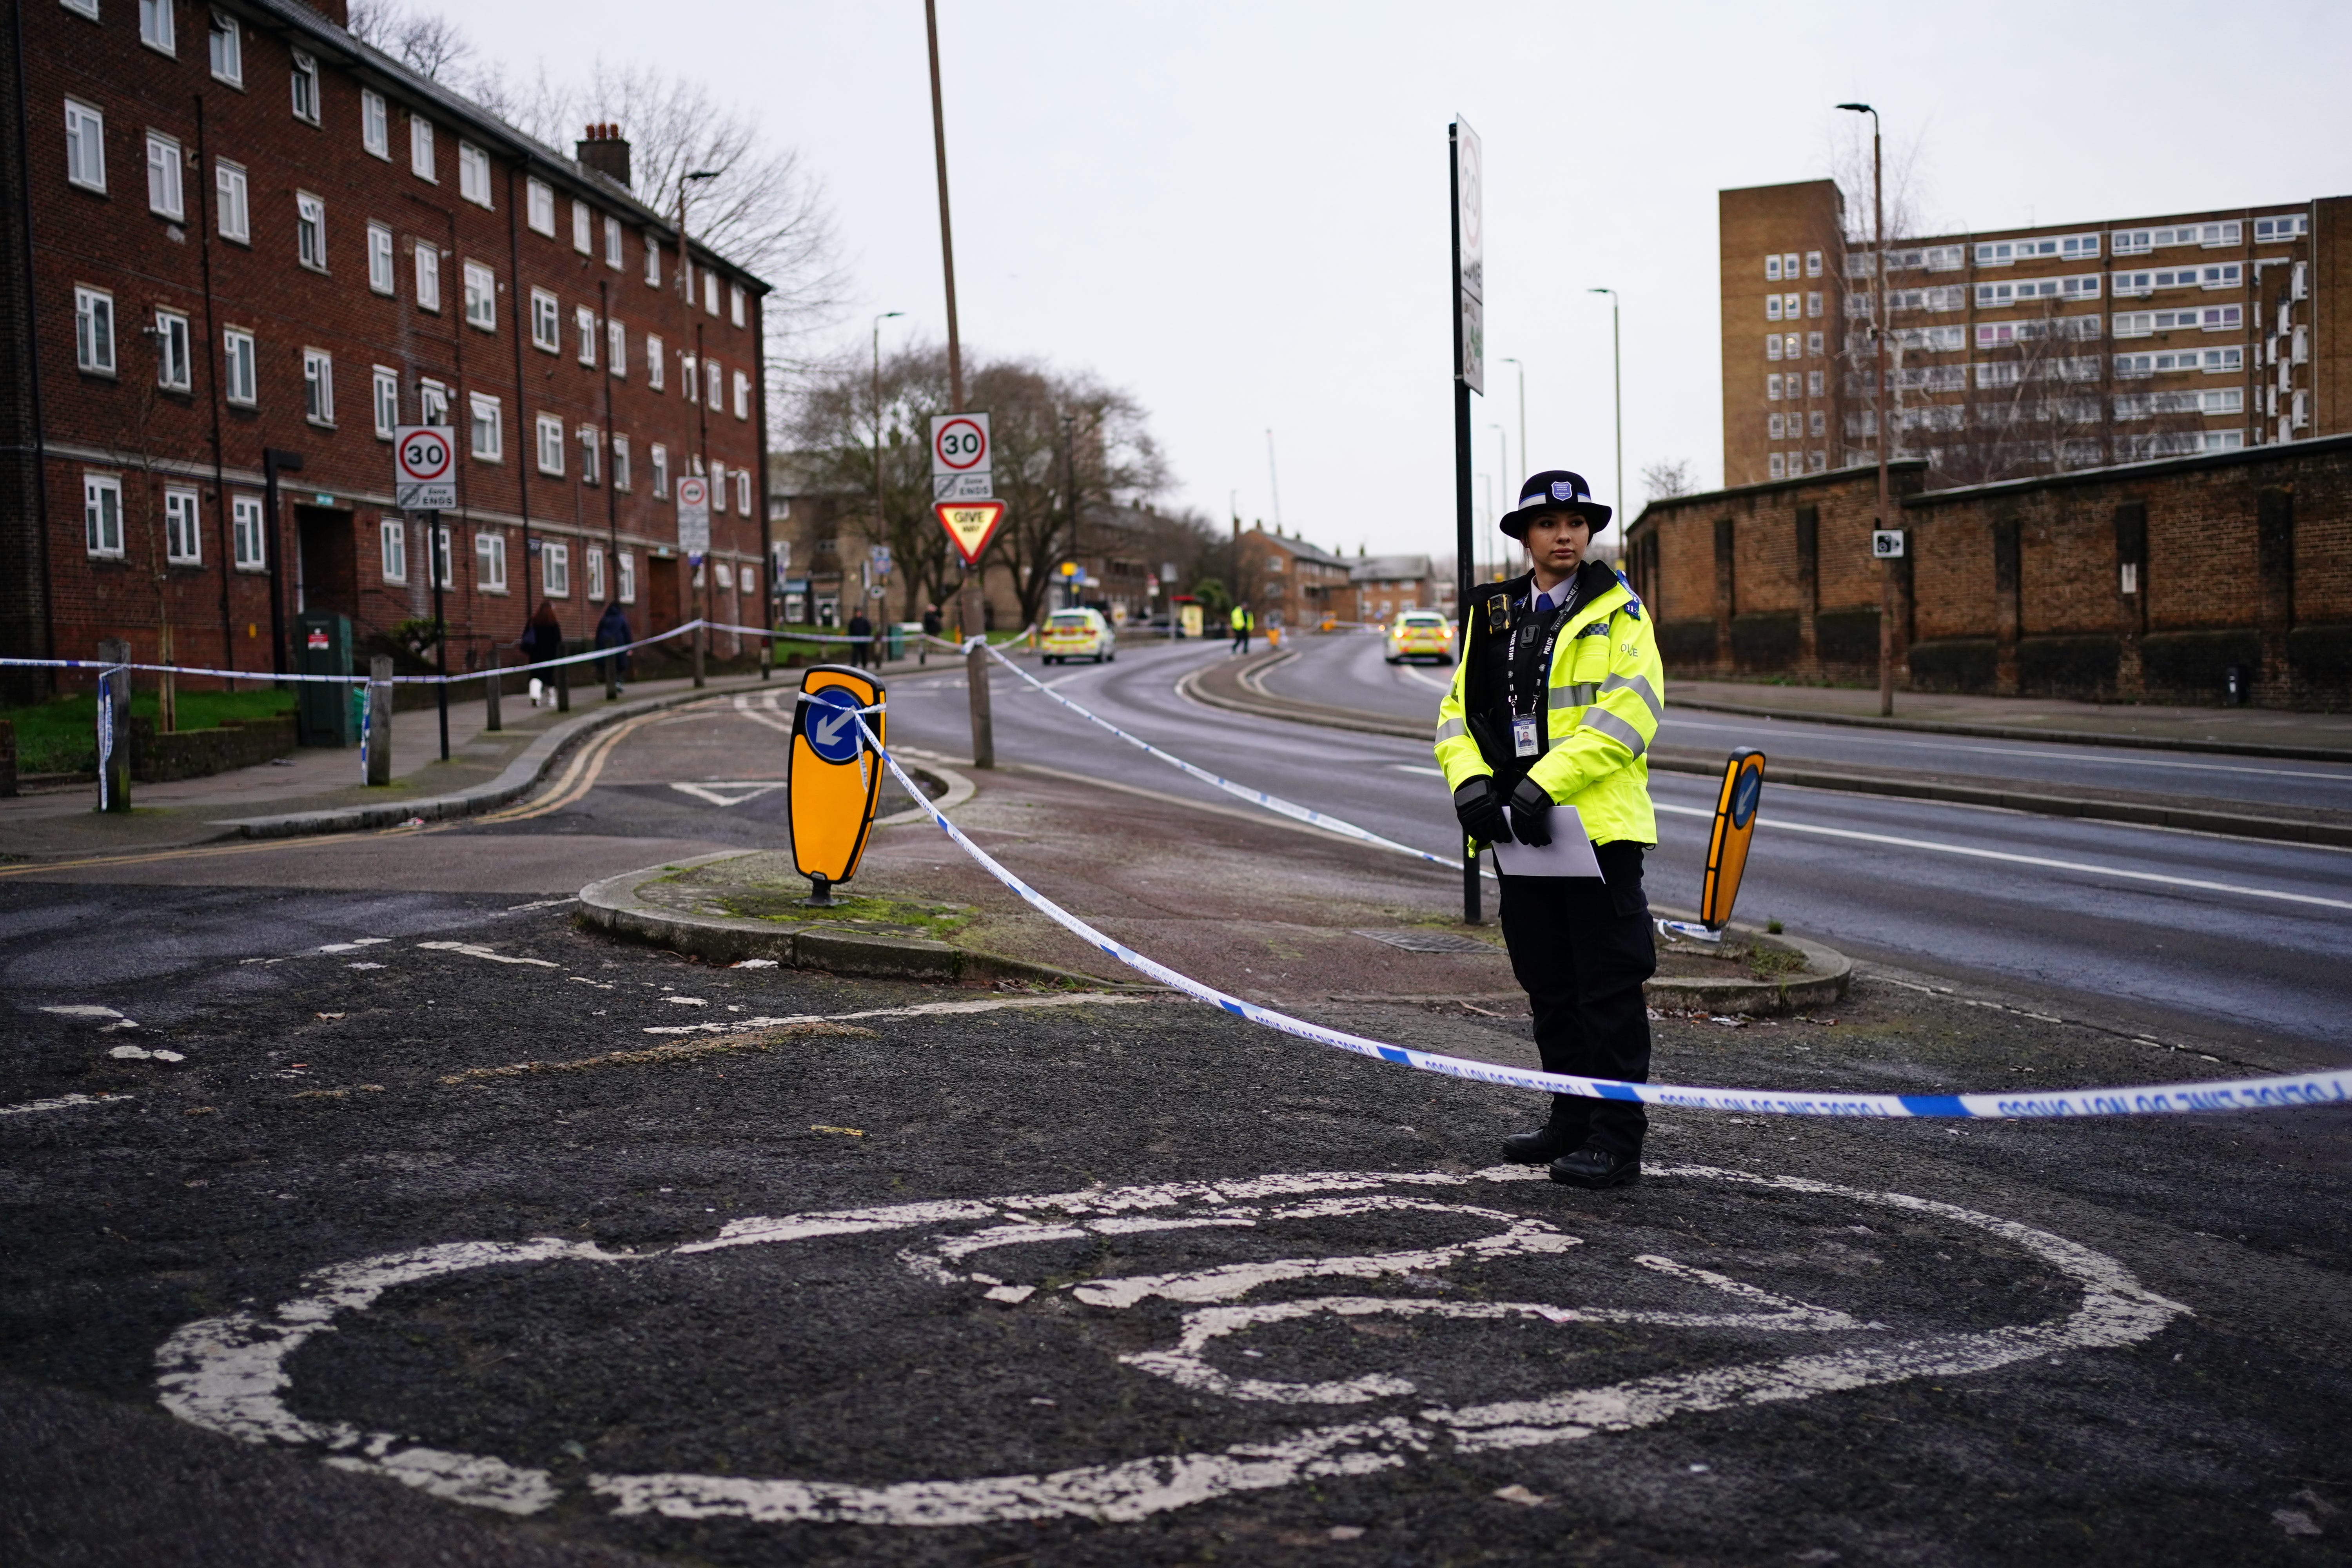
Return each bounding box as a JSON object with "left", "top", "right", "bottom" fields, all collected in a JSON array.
[
  {"left": 788, "top": 665, "right": 886, "bottom": 905},
  {"left": 677, "top": 476, "right": 711, "bottom": 687},
  {"left": 929, "top": 412, "right": 992, "bottom": 500},
  {"left": 392, "top": 428, "right": 457, "bottom": 756},
  {"left": 1450, "top": 116, "right": 1484, "bottom": 925},
  {"left": 936, "top": 499, "right": 1008, "bottom": 770}
]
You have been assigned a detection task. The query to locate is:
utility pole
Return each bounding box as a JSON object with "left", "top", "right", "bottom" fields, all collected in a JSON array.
[
  {"left": 1265, "top": 429, "right": 1281, "bottom": 530},
  {"left": 927, "top": 0, "right": 989, "bottom": 765},
  {"left": 1839, "top": 102, "right": 1895, "bottom": 716},
  {"left": 1500, "top": 356, "right": 1526, "bottom": 484},
  {"left": 1449, "top": 118, "right": 1482, "bottom": 925},
  {"left": 1490, "top": 425, "right": 1509, "bottom": 573},
  {"left": 1586, "top": 289, "right": 1622, "bottom": 563},
  {"left": 872, "top": 309, "right": 903, "bottom": 570}
]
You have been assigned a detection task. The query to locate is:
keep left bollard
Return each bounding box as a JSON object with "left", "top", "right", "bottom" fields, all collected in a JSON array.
[{"left": 364, "top": 657, "right": 393, "bottom": 785}]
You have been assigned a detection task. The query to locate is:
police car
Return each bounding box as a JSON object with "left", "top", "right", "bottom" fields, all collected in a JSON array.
[
  {"left": 1384, "top": 610, "right": 1455, "bottom": 665},
  {"left": 1042, "top": 608, "right": 1116, "bottom": 665}
]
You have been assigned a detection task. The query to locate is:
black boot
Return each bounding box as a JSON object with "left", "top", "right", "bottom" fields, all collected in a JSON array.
[
  {"left": 1549, "top": 1145, "right": 1641, "bottom": 1189},
  {"left": 1501, "top": 1124, "right": 1584, "bottom": 1165}
]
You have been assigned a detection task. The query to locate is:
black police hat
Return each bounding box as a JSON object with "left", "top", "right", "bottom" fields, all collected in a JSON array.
[{"left": 1500, "top": 470, "right": 1612, "bottom": 540}]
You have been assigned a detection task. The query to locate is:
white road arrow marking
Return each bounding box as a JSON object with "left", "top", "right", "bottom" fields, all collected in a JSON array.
[{"left": 669, "top": 782, "right": 787, "bottom": 808}]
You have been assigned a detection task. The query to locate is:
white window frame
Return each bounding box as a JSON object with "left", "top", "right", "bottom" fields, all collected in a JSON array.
[
  {"left": 535, "top": 413, "right": 564, "bottom": 475},
  {"left": 612, "top": 434, "right": 630, "bottom": 491},
  {"left": 63, "top": 0, "right": 97, "bottom": 20},
  {"left": 530, "top": 288, "right": 559, "bottom": 352},
  {"left": 711, "top": 460, "right": 728, "bottom": 513},
  {"left": 526, "top": 178, "right": 554, "bottom": 236},
  {"left": 733, "top": 369, "right": 750, "bottom": 420},
  {"left": 543, "top": 539, "right": 570, "bottom": 598},
  {"left": 730, "top": 283, "right": 745, "bottom": 326},
  {"left": 572, "top": 199, "right": 592, "bottom": 255},
  {"left": 1807, "top": 369, "right": 1824, "bottom": 397},
  {"left": 586, "top": 545, "right": 605, "bottom": 601},
  {"left": 607, "top": 319, "right": 626, "bottom": 377},
  {"left": 643, "top": 233, "right": 660, "bottom": 287},
  {"left": 65, "top": 99, "right": 105, "bottom": 193},
  {"left": 232, "top": 494, "right": 266, "bottom": 570},
  {"left": 430, "top": 524, "right": 452, "bottom": 588},
  {"left": 1765, "top": 255, "right": 1782, "bottom": 281},
  {"left": 365, "top": 221, "right": 394, "bottom": 294},
  {"left": 146, "top": 131, "right": 184, "bottom": 218},
  {"left": 215, "top": 158, "right": 249, "bottom": 243},
  {"left": 618, "top": 550, "right": 636, "bottom": 604},
  {"left": 2254, "top": 214, "right": 2308, "bottom": 245},
  {"left": 1768, "top": 453, "right": 1786, "bottom": 481},
  {"left": 381, "top": 517, "right": 408, "bottom": 583},
  {"left": 706, "top": 357, "right": 723, "bottom": 411},
  {"left": 222, "top": 326, "right": 255, "bottom": 405},
  {"left": 371, "top": 365, "right": 399, "bottom": 437},
  {"left": 474, "top": 529, "right": 507, "bottom": 593},
  {"left": 463, "top": 259, "right": 495, "bottom": 330},
  {"left": 209, "top": 12, "right": 243, "bottom": 85},
  {"left": 295, "top": 191, "right": 326, "bottom": 270},
  {"left": 603, "top": 213, "right": 622, "bottom": 269},
  {"left": 735, "top": 469, "right": 752, "bottom": 514},
  {"left": 458, "top": 142, "right": 492, "bottom": 207},
  {"left": 361, "top": 89, "right": 389, "bottom": 159},
  {"left": 1805, "top": 250, "right": 1823, "bottom": 277},
  {"left": 575, "top": 305, "right": 597, "bottom": 366},
  {"left": 409, "top": 115, "right": 436, "bottom": 181},
  {"left": 1806, "top": 331, "right": 1824, "bottom": 357},
  {"left": 681, "top": 353, "right": 697, "bottom": 401},
  {"left": 470, "top": 393, "right": 502, "bottom": 460},
  {"left": 1805, "top": 291, "right": 1821, "bottom": 319},
  {"left": 83, "top": 472, "right": 123, "bottom": 557},
  {"left": 74, "top": 286, "right": 114, "bottom": 374},
  {"left": 414, "top": 241, "right": 440, "bottom": 312},
  {"left": 164, "top": 486, "right": 201, "bottom": 563},
  {"left": 1765, "top": 334, "right": 1782, "bottom": 362},
  {"left": 650, "top": 442, "right": 669, "bottom": 498},
  {"left": 704, "top": 270, "right": 719, "bottom": 316},
  {"left": 1766, "top": 294, "right": 1782, "bottom": 321},
  {"left": 418, "top": 379, "right": 448, "bottom": 426},
  {"left": 155, "top": 308, "right": 191, "bottom": 390},
  {"left": 646, "top": 333, "right": 664, "bottom": 389},
  {"left": 578, "top": 425, "right": 601, "bottom": 486},
  {"left": 290, "top": 50, "right": 319, "bottom": 125},
  {"left": 302, "top": 348, "right": 334, "bottom": 426},
  {"left": 1766, "top": 372, "right": 1783, "bottom": 401}
]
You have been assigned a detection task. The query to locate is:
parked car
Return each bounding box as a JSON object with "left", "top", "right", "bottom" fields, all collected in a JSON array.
[
  {"left": 1042, "top": 608, "right": 1116, "bottom": 665},
  {"left": 1385, "top": 610, "right": 1455, "bottom": 664}
]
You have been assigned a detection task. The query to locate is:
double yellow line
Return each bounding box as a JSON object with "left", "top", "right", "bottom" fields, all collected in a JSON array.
[{"left": 0, "top": 701, "right": 710, "bottom": 878}]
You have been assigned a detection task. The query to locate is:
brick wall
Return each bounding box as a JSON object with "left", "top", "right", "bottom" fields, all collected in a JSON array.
[
  {"left": 1626, "top": 436, "right": 2352, "bottom": 708},
  {"left": 2, "top": 0, "right": 771, "bottom": 698}
]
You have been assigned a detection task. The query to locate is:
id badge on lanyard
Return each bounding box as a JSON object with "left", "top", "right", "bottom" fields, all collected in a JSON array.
[{"left": 1512, "top": 717, "right": 1539, "bottom": 758}]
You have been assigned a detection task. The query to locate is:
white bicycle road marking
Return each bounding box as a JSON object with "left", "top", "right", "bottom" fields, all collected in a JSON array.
[
  {"left": 668, "top": 781, "right": 787, "bottom": 808},
  {"left": 154, "top": 1164, "right": 2184, "bottom": 1526}
]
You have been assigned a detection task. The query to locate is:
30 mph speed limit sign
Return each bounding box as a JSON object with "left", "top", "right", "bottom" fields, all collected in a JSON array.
[
  {"left": 392, "top": 426, "right": 456, "bottom": 511},
  {"left": 930, "top": 412, "right": 992, "bottom": 501}
]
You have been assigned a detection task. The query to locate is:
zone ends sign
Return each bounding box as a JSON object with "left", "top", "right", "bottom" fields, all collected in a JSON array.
[
  {"left": 930, "top": 412, "right": 993, "bottom": 501},
  {"left": 934, "top": 499, "right": 1008, "bottom": 567},
  {"left": 392, "top": 426, "right": 456, "bottom": 511}
]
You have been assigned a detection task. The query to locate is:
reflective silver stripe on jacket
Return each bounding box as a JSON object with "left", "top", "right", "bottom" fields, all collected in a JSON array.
[
  {"left": 1434, "top": 716, "right": 1466, "bottom": 742},
  {"left": 1601, "top": 671, "right": 1664, "bottom": 722},
  {"left": 1579, "top": 706, "right": 1648, "bottom": 757},
  {"left": 1547, "top": 682, "right": 1597, "bottom": 709}
]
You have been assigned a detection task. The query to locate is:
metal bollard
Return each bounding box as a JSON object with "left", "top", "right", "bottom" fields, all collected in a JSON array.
[
  {"left": 483, "top": 650, "right": 503, "bottom": 733},
  {"left": 555, "top": 647, "right": 571, "bottom": 712},
  {"left": 364, "top": 656, "right": 393, "bottom": 785},
  {"left": 95, "top": 638, "right": 131, "bottom": 813},
  {"left": 606, "top": 644, "right": 621, "bottom": 701}
]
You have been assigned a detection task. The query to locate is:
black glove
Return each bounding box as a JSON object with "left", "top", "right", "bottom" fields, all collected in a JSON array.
[
  {"left": 1452, "top": 779, "right": 1513, "bottom": 846},
  {"left": 1508, "top": 775, "right": 1556, "bottom": 847}
]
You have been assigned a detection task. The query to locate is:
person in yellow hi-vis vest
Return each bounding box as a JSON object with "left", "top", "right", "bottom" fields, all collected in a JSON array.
[
  {"left": 1229, "top": 601, "right": 1253, "bottom": 654},
  {"left": 1434, "top": 470, "right": 1663, "bottom": 1189}
]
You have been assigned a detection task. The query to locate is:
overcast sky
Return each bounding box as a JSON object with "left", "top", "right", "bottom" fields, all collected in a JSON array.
[{"left": 458, "top": 1, "right": 2352, "bottom": 559}]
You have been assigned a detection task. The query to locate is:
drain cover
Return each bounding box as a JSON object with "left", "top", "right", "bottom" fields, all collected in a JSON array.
[{"left": 1353, "top": 928, "right": 1497, "bottom": 955}]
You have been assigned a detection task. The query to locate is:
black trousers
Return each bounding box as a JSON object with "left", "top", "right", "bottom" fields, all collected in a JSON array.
[{"left": 1496, "top": 839, "right": 1656, "bottom": 1157}]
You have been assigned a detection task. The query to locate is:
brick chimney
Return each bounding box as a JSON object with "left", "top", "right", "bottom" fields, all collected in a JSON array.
[{"left": 575, "top": 123, "right": 632, "bottom": 190}]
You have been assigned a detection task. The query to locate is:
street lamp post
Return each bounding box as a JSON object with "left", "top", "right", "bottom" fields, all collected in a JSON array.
[
  {"left": 1489, "top": 423, "right": 1510, "bottom": 575},
  {"left": 1499, "top": 356, "right": 1526, "bottom": 483},
  {"left": 1586, "top": 289, "right": 1622, "bottom": 563},
  {"left": 1838, "top": 102, "right": 1895, "bottom": 716},
  {"left": 679, "top": 167, "right": 720, "bottom": 688},
  {"left": 871, "top": 310, "right": 904, "bottom": 612}
]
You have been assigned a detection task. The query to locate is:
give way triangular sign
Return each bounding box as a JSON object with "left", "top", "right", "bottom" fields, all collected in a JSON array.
[{"left": 933, "top": 499, "right": 1008, "bottom": 567}]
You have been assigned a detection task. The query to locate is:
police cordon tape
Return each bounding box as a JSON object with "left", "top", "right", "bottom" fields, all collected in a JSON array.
[
  {"left": 973, "top": 638, "right": 1490, "bottom": 879},
  {"left": 853, "top": 712, "right": 2348, "bottom": 1120}
]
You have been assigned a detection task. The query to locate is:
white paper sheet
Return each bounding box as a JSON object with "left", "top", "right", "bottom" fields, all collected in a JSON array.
[{"left": 1490, "top": 805, "right": 1606, "bottom": 878}]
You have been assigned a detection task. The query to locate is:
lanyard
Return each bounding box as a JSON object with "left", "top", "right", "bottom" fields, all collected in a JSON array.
[{"left": 1503, "top": 580, "right": 1577, "bottom": 723}]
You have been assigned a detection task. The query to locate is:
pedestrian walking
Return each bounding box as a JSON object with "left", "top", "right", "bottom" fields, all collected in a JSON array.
[
  {"left": 594, "top": 600, "right": 633, "bottom": 692},
  {"left": 1434, "top": 470, "right": 1663, "bottom": 1190},
  {"left": 847, "top": 607, "right": 874, "bottom": 670},
  {"left": 1230, "top": 601, "right": 1253, "bottom": 654},
  {"left": 521, "top": 601, "right": 565, "bottom": 705},
  {"left": 921, "top": 603, "right": 943, "bottom": 666}
]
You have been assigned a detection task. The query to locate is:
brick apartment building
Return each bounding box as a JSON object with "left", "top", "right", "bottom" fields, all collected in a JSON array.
[
  {"left": 1721, "top": 180, "right": 2348, "bottom": 493},
  {"left": 1234, "top": 524, "right": 1353, "bottom": 628},
  {"left": 1347, "top": 553, "right": 1437, "bottom": 623},
  {"left": 0, "top": 0, "right": 771, "bottom": 701}
]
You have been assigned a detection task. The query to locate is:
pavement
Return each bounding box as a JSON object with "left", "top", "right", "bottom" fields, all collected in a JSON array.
[{"left": 5, "top": 646, "right": 2351, "bottom": 1564}]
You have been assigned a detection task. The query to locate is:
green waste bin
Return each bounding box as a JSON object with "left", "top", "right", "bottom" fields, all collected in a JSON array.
[{"left": 295, "top": 612, "right": 356, "bottom": 747}]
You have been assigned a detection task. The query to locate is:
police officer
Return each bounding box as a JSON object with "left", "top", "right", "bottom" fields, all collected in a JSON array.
[
  {"left": 1230, "top": 601, "right": 1254, "bottom": 654},
  {"left": 1434, "top": 471, "right": 1664, "bottom": 1189}
]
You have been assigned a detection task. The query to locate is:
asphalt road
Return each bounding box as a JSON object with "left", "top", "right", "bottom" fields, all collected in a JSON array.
[
  {"left": 1261, "top": 629, "right": 2352, "bottom": 815},
  {"left": 5, "top": 881, "right": 2350, "bottom": 1566},
  {"left": 883, "top": 639, "right": 2352, "bottom": 1054}
]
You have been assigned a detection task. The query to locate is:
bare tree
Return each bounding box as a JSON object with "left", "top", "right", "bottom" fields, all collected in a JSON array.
[
  {"left": 1825, "top": 118, "right": 1934, "bottom": 249},
  {"left": 347, "top": 0, "right": 474, "bottom": 80},
  {"left": 1641, "top": 458, "right": 1694, "bottom": 502}
]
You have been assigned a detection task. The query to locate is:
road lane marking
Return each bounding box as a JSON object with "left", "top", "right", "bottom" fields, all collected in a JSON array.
[
  {"left": 416, "top": 941, "right": 562, "bottom": 968},
  {"left": 1655, "top": 801, "right": 2352, "bottom": 911},
  {"left": 153, "top": 1164, "right": 2184, "bottom": 1526},
  {"left": 0, "top": 1092, "right": 132, "bottom": 1118},
  {"left": 639, "top": 991, "right": 1163, "bottom": 1035},
  {"left": 668, "top": 782, "right": 787, "bottom": 808}
]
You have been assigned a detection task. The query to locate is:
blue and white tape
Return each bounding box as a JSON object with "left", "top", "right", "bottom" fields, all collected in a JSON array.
[
  {"left": 979, "top": 641, "right": 1479, "bottom": 877},
  {"left": 857, "top": 717, "right": 2348, "bottom": 1120}
]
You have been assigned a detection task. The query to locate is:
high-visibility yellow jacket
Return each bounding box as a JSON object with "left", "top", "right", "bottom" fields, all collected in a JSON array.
[
  {"left": 1230, "top": 606, "right": 1252, "bottom": 630},
  {"left": 1434, "top": 564, "right": 1662, "bottom": 845}
]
